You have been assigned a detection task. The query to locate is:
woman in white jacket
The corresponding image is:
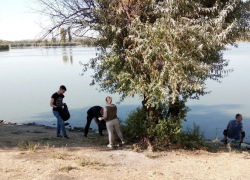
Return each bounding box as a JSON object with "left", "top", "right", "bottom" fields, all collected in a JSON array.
[{"left": 99, "top": 96, "right": 125, "bottom": 148}]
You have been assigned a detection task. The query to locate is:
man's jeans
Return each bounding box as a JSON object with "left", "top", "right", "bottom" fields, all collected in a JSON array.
[{"left": 53, "top": 111, "right": 67, "bottom": 137}]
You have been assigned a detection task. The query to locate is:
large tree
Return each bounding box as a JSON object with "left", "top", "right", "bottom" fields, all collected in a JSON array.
[{"left": 37, "top": 0, "right": 250, "bottom": 122}]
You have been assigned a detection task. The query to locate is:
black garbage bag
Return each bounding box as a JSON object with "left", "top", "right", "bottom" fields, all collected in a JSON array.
[
  {"left": 98, "top": 120, "right": 107, "bottom": 130},
  {"left": 59, "top": 103, "right": 70, "bottom": 121}
]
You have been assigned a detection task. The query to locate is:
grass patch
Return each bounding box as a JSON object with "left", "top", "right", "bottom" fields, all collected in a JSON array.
[
  {"left": 77, "top": 156, "right": 103, "bottom": 167},
  {"left": 32, "top": 130, "right": 45, "bottom": 133},
  {"left": 42, "top": 136, "right": 58, "bottom": 141},
  {"left": 145, "top": 152, "right": 166, "bottom": 159},
  {"left": 44, "top": 143, "right": 55, "bottom": 151},
  {"left": 59, "top": 166, "right": 76, "bottom": 173},
  {"left": 11, "top": 131, "right": 20, "bottom": 134},
  {"left": 180, "top": 123, "right": 207, "bottom": 150},
  {"left": 18, "top": 141, "right": 40, "bottom": 152},
  {"left": 51, "top": 152, "right": 68, "bottom": 159}
]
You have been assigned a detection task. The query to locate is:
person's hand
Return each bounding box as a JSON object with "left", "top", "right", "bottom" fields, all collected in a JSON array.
[{"left": 98, "top": 117, "right": 102, "bottom": 121}]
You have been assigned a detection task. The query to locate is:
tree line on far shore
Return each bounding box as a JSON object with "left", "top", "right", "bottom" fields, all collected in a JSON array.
[{"left": 0, "top": 27, "right": 98, "bottom": 48}]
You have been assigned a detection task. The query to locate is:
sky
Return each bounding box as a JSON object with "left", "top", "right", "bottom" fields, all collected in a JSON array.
[{"left": 0, "top": 0, "right": 46, "bottom": 41}]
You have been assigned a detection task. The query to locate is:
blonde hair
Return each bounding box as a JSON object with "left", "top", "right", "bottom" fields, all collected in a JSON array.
[{"left": 106, "top": 96, "right": 112, "bottom": 104}]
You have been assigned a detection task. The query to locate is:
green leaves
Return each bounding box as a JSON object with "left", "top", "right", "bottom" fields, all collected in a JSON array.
[{"left": 84, "top": 0, "right": 249, "bottom": 111}]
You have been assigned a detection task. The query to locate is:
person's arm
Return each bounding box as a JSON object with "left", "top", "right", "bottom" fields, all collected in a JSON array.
[
  {"left": 50, "top": 98, "right": 57, "bottom": 108},
  {"left": 93, "top": 117, "right": 99, "bottom": 125},
  {"left": 99, "top": 108, "right": 107, "bottom": 121}
]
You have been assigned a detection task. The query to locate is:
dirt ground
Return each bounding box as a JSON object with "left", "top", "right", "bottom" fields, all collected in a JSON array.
[{"left": 0, "top": 124, "right": 250, "bottom": 180}]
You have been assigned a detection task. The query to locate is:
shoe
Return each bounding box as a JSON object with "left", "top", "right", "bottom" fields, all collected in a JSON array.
[
  {"left": 57, "top": 135, "right": 63, "bottom": 138},
  {"left": 63, "top": 136, "right": 69, "bottom": 139},
  {"left": 107, "top": 144, "right": 112, "bottom": 148},
  {"left": 122, "top": 140, "right": 125, "bottom": 145},
  {"left": 99, "top": 133, "right": 104, "bottom": 137},
  {"left": 84, "top": 134, "right": 87, "bottom": 138}
]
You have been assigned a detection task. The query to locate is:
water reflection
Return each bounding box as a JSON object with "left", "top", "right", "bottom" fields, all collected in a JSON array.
[{"left": 62, "top": 47, "right": 73, "bottom": 64}]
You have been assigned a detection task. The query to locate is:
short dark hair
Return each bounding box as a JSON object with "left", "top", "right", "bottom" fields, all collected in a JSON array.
[
  {"left": 235, "top": 114, "right": 241, "bottom": 119},
  {"left": 60, "top": 85, "right": 67, "bottom": 91}
]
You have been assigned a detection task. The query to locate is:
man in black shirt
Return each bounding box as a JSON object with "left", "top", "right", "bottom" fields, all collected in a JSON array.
[
  {"left": 84, "top": 106, "right": 104, "bottom": 137},
  {"left": 50, "top": 85, "right": 69, "bottom": 139}
]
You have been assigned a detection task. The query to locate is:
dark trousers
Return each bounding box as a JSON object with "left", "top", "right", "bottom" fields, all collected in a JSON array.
[
  {"left": 84, "top": 114, "right": 102, "bottom": 135},
  {"left": 223, "top": 129, "right": 245, "bottom": 139}
]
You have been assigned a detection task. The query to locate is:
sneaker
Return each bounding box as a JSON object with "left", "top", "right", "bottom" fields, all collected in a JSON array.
[
  {"left": 122, "top": 140, "right": 125, "bottom": 145},
  {"left": 99, "top": 133, "right": 104, "bottom": 137},
  {"left": 224, "top": 140, "right": 228, "bottom": 145},
  {"left": 84, "top": 134, "right": 87, "bottom": 138},
  {"left": 57, "top": 135, "right": 63, "bottom": 138},
  {"left": 63, "top": 136, "right": 69, "bottom": 139},
  {"left": 107, "top": 144, "right": 112, "bottom": 148}
]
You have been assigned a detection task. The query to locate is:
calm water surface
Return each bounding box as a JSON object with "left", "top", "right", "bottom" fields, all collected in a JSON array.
[{"left": 0, "top": 44, "right": 250, "bottom": 141}]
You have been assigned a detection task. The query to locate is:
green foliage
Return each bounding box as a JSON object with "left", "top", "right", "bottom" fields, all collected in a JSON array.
[
  {"left": 85, "top": 0, "right": 250, "bottom": 111},
  {"left": 180, "top": 123, "right": 207, "bottom": 150},
  {"left": 155, "top": 117, "right": 182, "bottom": 144},
  {"left": 122, "top": 108, "right": 207, "bottom": 150},
  {"left": 121, "top": 107, "right": 148, "bottom": 141},
  {"left": 122, "top": 107, "right": 182, "bottom": 149}
]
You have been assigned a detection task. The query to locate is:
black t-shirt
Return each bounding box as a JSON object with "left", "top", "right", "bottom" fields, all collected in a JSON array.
[
  {"left": 51, "top": 92, "right": 64, "bottom": 111},
  {"left": 87, "top": 106, "right": 102, "bottom": 118}
]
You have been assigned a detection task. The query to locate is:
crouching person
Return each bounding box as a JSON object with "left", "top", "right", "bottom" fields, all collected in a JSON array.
[
  {"left": 84, "top": 106, "right": 104, "bottom": 137},
  {"left": 99, "top": 96, "right": 125, "bottom": 148},
  {"left": 223, "top": 113, "right": 245, "bottom": 146}
]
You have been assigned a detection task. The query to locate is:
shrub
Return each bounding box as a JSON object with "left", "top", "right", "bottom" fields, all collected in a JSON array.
[
  {"left": 120, "top": 107, "right": 148, "bottom": 142},
  {"left": 154, "top": 117, "right": 182, "bottom": 149},
  {"left": 121, "top": 107, "right": 182, "bottom": 149},
  {"left": 180, "top": 123, "right": 207, "bottom": 150},
  {"left": 122, "top": 107, "right": 207, "bottom": 151}
]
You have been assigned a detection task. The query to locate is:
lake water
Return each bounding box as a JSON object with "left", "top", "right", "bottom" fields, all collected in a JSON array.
[{"left": 0, "top": 44, "right": 250, "bottom": 142}]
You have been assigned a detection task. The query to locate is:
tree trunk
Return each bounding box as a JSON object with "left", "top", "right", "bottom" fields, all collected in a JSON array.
[
  {"left": 167, "top": 99, "right": 180, "bottom": 118},
  {"left": 142, "top": 96, "right": 162, "bottom": 122}
]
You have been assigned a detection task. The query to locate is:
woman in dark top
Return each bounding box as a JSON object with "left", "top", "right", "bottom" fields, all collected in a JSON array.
[{"left": 99, "top": 96, "right": 125, "bottom": 148}]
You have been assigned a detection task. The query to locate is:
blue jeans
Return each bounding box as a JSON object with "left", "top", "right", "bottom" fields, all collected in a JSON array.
[{"left": 53, "top": 111, "right": 67, "bottom": 137}]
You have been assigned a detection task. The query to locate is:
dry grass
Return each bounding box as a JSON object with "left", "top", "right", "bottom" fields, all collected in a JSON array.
[
  {"left": 59, "top": 166, "right": 76, "bottom": 173},
  {"left": 11, "top": 131, "right": 21, "bottom": 135},
  {"left": 18, "top": 141, "right": 40, "bottom": 152},
  {"left": 77, "top": 156, "right": 104, "bottom": 167},
  {"left": 145, "top": 152, "right": 166, "bottom": 159}
]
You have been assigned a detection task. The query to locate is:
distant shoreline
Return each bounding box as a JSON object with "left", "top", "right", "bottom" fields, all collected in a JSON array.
[{"left": 0, "top": 45, "right": 9, "bottom": 51}]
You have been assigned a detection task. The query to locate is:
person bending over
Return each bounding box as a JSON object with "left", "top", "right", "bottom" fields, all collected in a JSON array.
[
  {"left": 84, "top": 106, "right": 104, "bottom": 137},
  {"left": 223, "top": 114, "right": 245, "bottom": 146},
  {"left": 99, "top": 96, "right": 125, "bottom": 148},
  {"left": 50, "top": 85, "right": 69, "bottom": 139}
]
